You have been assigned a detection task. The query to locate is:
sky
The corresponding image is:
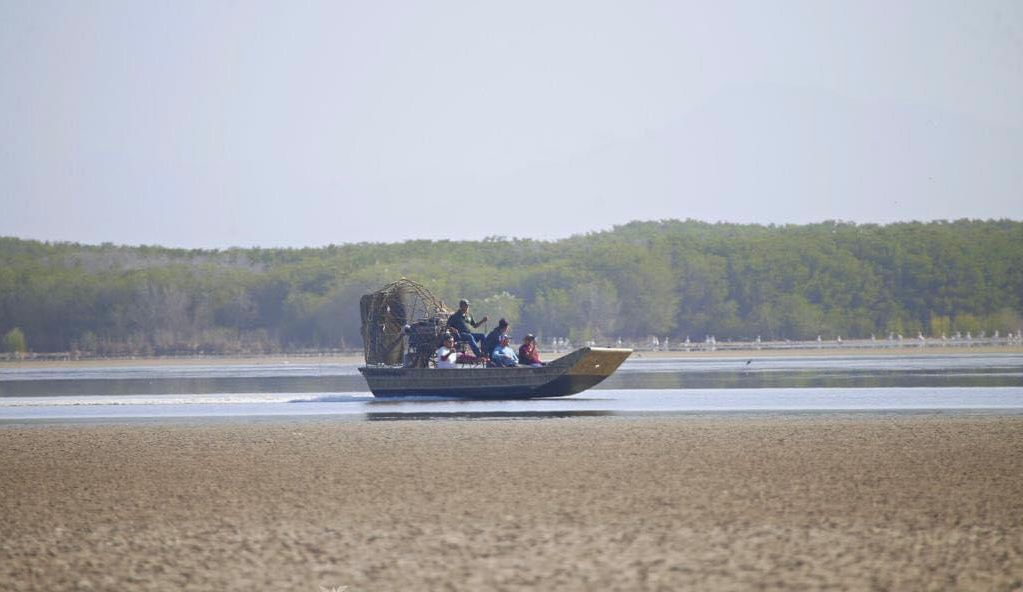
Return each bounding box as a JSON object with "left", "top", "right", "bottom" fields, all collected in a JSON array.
[{"left": 1, "top": 0, "right": 1021, "bottom": 248}]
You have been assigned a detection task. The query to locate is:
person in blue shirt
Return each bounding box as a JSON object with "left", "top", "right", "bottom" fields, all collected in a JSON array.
[{"left": 490, "top": 334, "right": 519, "bottom": 367}]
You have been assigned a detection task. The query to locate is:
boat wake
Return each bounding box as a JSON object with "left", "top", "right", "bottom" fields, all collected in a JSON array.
[{"left": 0, "top": 393, "right": 373, "bottom": 407}]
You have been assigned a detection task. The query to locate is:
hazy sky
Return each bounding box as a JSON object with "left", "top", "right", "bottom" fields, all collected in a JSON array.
[{"left": 2, "top": 1, "right": 1021, "bottom": 248}]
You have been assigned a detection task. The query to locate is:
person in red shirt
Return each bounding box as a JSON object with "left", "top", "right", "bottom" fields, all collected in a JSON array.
[{"left": 518, "top": 333, "right": 543, "bottom": 367}]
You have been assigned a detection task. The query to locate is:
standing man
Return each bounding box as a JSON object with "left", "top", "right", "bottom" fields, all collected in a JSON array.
[{"left": 447, "top": 299, "right": 488, "bottom": 357}]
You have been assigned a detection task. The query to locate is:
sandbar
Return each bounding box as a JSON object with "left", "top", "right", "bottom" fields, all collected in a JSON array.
[{"left": 2, "top": 414, "right": 1021, "bottom": 590}]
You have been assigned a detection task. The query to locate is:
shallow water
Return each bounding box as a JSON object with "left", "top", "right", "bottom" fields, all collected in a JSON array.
[{"left": 1, "top": 354, "right": 1021, "bottom": 422}]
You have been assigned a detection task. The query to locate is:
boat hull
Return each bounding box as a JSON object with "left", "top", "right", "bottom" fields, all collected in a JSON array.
[{"left": 358, "top": 347, "right": 632, "bottom": 399}]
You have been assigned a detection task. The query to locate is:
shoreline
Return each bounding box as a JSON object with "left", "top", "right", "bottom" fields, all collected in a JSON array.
[
  {"left": 2, "top": 414, "right": 1020, "bottom": 590},
  {"left": 2, "top": 344, "right": 1021, "bottom": 369}
]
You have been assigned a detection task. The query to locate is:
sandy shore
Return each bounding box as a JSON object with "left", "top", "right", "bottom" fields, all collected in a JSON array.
[
  {"left": 2, "top": 415, "right": 1022, "bottom": 591},
  {"left": 631, "top": 344, "right": 1023, "bottom": 358}
]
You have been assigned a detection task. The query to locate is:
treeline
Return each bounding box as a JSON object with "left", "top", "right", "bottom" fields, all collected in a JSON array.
[{"left": 1, "top": 219, "right": 1021, "bottom": 355}]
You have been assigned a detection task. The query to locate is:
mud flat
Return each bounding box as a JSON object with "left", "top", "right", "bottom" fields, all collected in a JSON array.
[{"left": 2, "top": 414, "right": 1022, "bottom": 590}]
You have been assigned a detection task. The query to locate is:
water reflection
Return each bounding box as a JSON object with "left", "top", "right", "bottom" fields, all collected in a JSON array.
[
  {"left": 602, "top": 368, "right": 1023, "bottom": 390},
  {"left": 0, "top": 376, "right": 369, "bottom": 397},
  {"left": 1, "top": 355, "right": 1020, "bottom": 398},
  {"left": 365, "top": 410, "right": 614, "bottom": 421}
]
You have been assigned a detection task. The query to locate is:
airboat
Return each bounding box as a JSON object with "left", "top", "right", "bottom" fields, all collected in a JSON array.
[{"left": 357, "top": 279, "right": 632, "bottom": 399}]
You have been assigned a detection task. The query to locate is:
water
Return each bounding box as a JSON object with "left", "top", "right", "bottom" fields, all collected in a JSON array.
[{"left": 1, "top": 353, "right": 1021, "bottom": 422}]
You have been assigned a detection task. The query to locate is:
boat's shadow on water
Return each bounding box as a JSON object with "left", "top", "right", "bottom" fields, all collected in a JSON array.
[
  {"left": 363, "top": 409, "right": 614, "bottom": 421},
  {"left": 286, "top": 393, "right": 614, "bottom": 421},
  {"left": 287, "top": 394, "right": 374, "bottom": 403},
  {"left": 362, "top": 396, "right": 614, "bottom": 421}
]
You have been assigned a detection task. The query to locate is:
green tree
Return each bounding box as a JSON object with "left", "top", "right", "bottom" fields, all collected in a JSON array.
[
  {"left": 481, "top": 291, "right": 523, "bottom": 328},
  {"left": 1, "top": 220, "right": 1020, "bottom": 352},
  {"left": 4, "top": 327, "right": 27, "bottom": 354}
]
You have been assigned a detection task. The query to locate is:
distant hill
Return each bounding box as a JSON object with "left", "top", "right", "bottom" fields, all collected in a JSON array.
[{"left": 2, "top": 219, "right": 1021, "bottom": 354}]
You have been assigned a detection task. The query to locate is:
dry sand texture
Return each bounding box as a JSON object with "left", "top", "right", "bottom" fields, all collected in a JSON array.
[{"left": 2, "top": 415, "right": 1022, "bottom": 590}]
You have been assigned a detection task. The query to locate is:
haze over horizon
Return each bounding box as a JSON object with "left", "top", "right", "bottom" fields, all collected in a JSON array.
[
  {"left": 2, "top": 1, "right": 1021, "bottom": 249},
  {"left": 4, "top": 217, "right": 1023, "bottom": 251}
]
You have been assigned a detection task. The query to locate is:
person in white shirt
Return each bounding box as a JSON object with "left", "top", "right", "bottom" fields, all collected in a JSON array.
[{"left": 435, "top": 334, "right": 459, "bottom": 368}]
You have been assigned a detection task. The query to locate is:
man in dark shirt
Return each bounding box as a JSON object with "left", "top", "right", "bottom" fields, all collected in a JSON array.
[
  {"left": 447, "top": 299, "right": 488, "bottom": 357},
  {"left": 484, "top": 318, "right": 510, "bottom": 357}
]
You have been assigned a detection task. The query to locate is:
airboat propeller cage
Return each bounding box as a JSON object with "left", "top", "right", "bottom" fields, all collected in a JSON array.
[{"left": 359, "top": 279, "right": 447, "bottom": 366}]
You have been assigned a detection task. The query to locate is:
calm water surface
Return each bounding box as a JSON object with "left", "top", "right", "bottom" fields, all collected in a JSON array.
[{"left": 1, "top": 353, "right": 1021, "bottom": 422}]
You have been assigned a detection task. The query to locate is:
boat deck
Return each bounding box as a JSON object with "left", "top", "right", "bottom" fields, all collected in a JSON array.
[{"left": 359, "top": 347, "right": 632, "bottom": 399}]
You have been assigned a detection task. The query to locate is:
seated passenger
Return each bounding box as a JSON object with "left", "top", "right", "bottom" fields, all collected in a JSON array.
[
  {"left": 518, "top": 333, "right": 544, "bottom": 367},
  {"left": 490, "top": 334, "right": 519, "bottom": 367},
  {"left": 483, "top": 318, "right": 509, "bottom": 357},
  {"left": 446, "top": 299, "right": 488, "bottom": 357},
  {"left": 435, "top": 334, "right": 458, "bottom": 368}
]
